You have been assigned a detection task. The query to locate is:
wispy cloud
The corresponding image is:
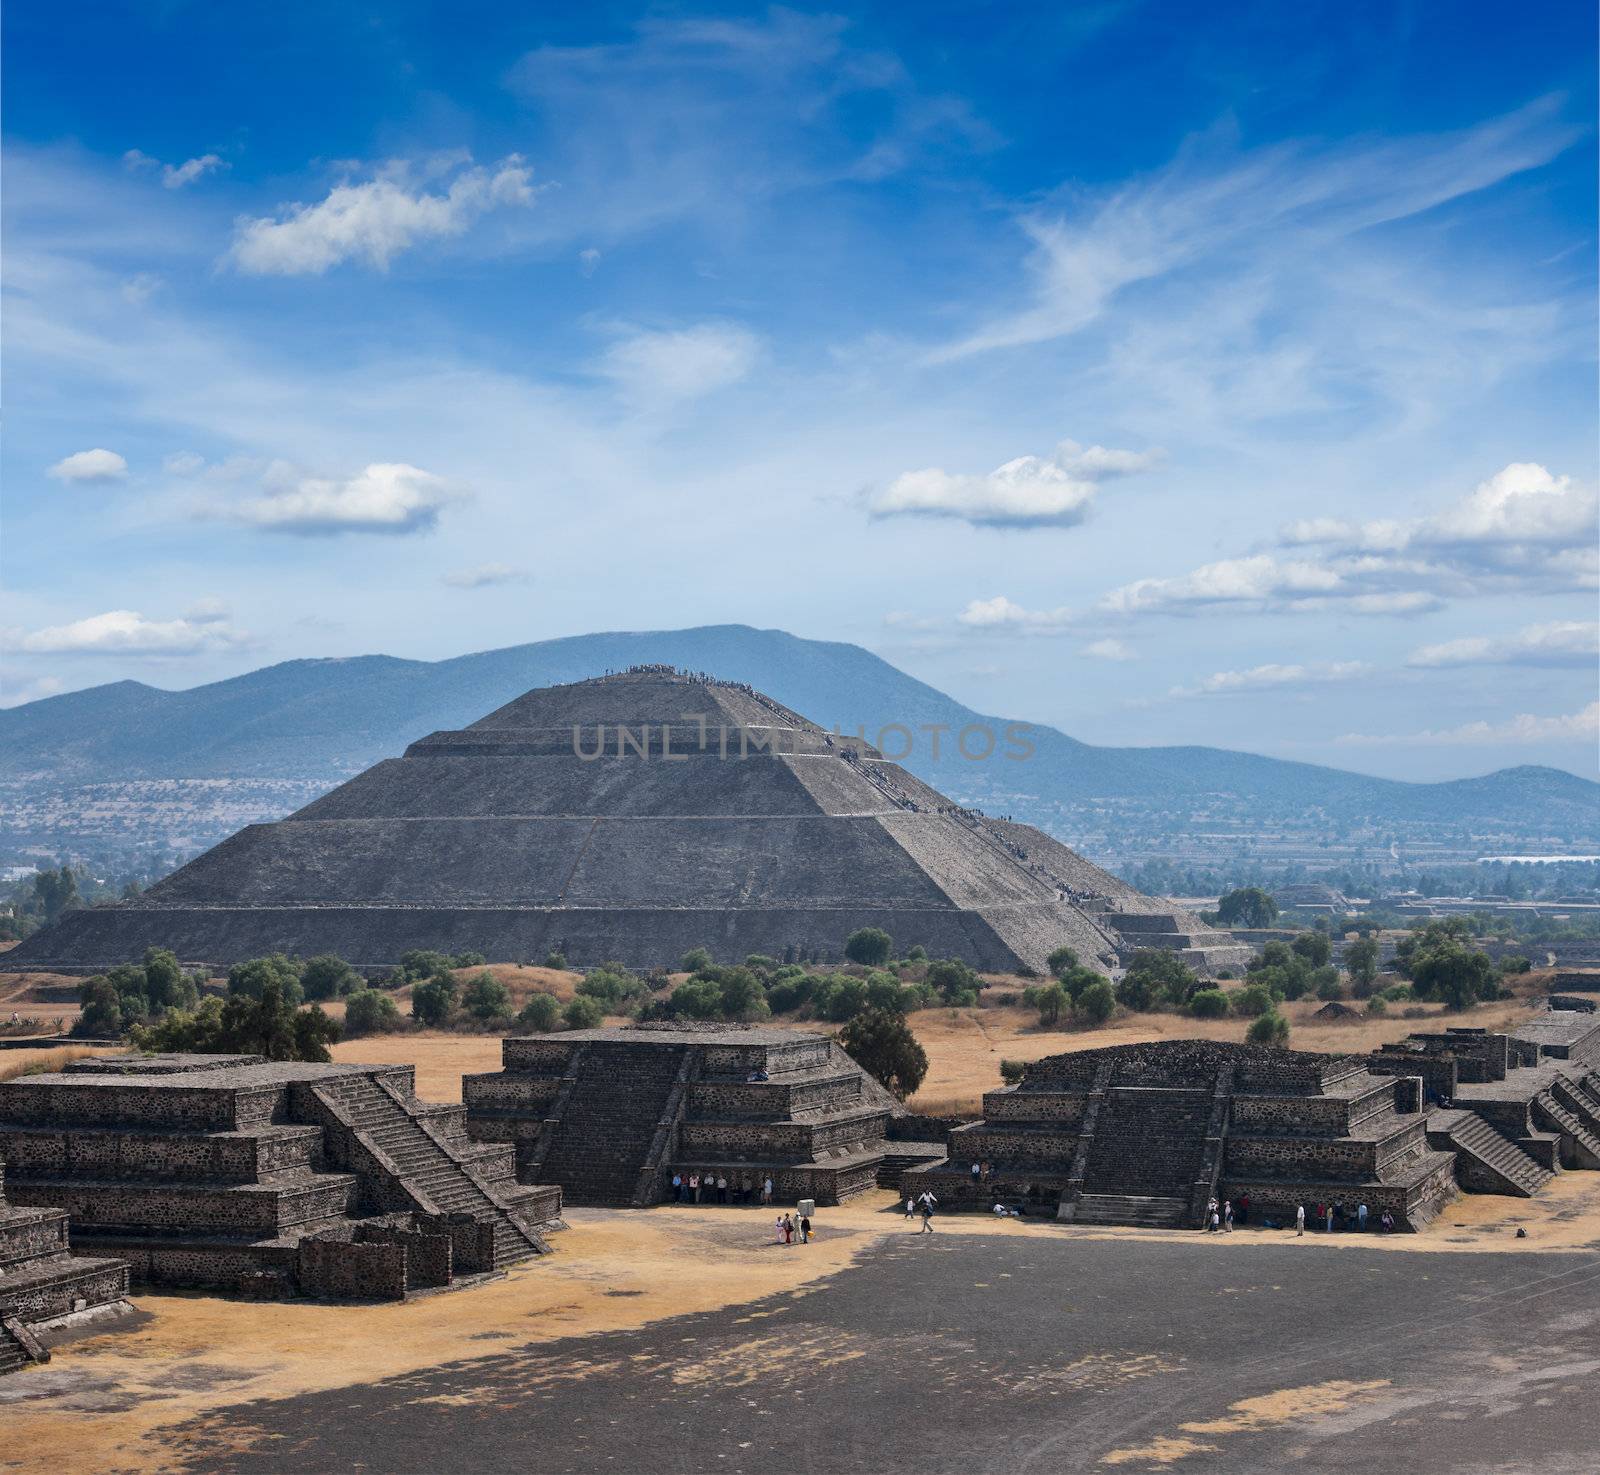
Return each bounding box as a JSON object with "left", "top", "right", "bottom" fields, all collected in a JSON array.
[
  {"left": 442, "top": 563, "right": 526, "bottom": 589},
  {"left": 227, "top": 156, "right": 534, "bottom": 275},
  {"left": 1406, "top": 620, "right": 1598, "bottom": 669},
  {"left": 11, "top": 608, "right": 250, "bottom": 656},
  {"left": 1337, "top": 701, "right": 1599, "bottom": 747},
  {"left": 956, "top": 595, "right": 1074, "bottom": 631},
  {"left": 1174, "top": 660, "right": 1370, "bottom": 697},
  {"left": 871, "top": 438, "right": 1159, "bottom": 529},
  {"left": 124, "top": 148, "right": 227, "bottom": 189},
  {"left": 1082, "top": 637, "right": 1135, "bottom": 662},
  {"left": 596, "top": 322, "right": 760, "bottom": 404}
]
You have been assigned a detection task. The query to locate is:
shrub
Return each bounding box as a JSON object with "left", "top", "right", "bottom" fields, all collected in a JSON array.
[
  {"left": 452, "top": 952, "right": 487, "bottom": 968},
  {"left": 925, "top": 958, "right": 980, "bottom": 1007},
  {"left": 1498, "top": 954, "right": 1531, "bottom": 976},
  {"left": 517, "top": 993, "right": 562, "bottom": 1032},
  {"left": 1232, "top": 983, "right": 1275, "bottom": 1017},
  {"left": 399, "top": 950, "right": 455, "bottom": 982},
  {"left": 1365, "top": 996, "right": 1388, "bottom": 1018},
  {"left": 1291, "top": 931, "right": 1332, "bottom": 968},
  {"left": 301, "top": 954, "right": 359, "bottom": 1001},
  {"left": 1188, "top": 988, "right": 1230, "bottom": 1019},
  {"left": 544, "top": 951, "right": 567, "bottom": 971},
  {"left": 822, "top": 978, "right": 869, "bottom": 1022},
  {"left": 1119, "top": 949, "right": 1198, "bottom": 1009},
  {"left": 1076, "top": 979, "right": 1115, "bottom": 1025},
  {"left": 1035, "top": 982, "right": 1069, "bottom": 1028},
  {"left": 678, "top": 947, "right": 713, "bottom": 974},
  {"left": 744, "top": 954, "right": 779, "bottom": 975},
  {"left": 716, "top": 967, "right": 770, "bottom": 1021},
  {"left": 843, "top": 928, "right": 893, "bottom": 967},
  {"left": 669, "top": 977, "right": 724, "bottom": 1020},
  {"left": 838, "top": 1009, "right": 928, "bottom": 1098},
  {"left": 563, "top": 995, "right": 605, "bottom": 1030},
  {"left": 462, "top": 971, "right": 513, "bottom": 1022},
  {"left": 865, "top": 972, "right": 905, "bottom": 1013},
  {"left": 344, "top": 989, "right": 402, "bottom": 1036},
  {"left": 132, "top": 983, "right": 340, "bottom": 1063},
  {"left": 999, "top": 1058, "right": 1028, "bottom": 1085},
  {"left": 904, "top": 945, "right": 927, "bottom": 963},
  {"left": 1315, "top": 970, "right": 1346, "bottom": 1002},
  {"left": 766, "top": 974, "right": 815, "bottom": 1014},
  {"left": 578, "top": 968, "right": 646, "bottom": 1008},
  {"left": 1246, "top": 1010, "right": 1290, "bottom": 1046}
]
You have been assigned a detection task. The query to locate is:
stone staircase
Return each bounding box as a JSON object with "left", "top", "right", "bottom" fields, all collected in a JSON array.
[
  {"left": 310, "top": 1074, "right": 546, "bottom": 1267},
  {"left": 1084, "top": 1087, "right": 1213, "bottom": 1198},
  {"left": 1071, "top": 1194, "right": 1189, "bottom": 1229},
  {"left": 1428, "top": 1109, "right": 1555, "bottom": 1197},
  {"left": 538, "top": 1043, "right": 689, "bottom": 1205},
  {"left": 0, "top": 1317, "right": 39, "bottom": 1376},
  {"left": 1536, "top": 1082, "right": 1600, "bottom": 1169}
]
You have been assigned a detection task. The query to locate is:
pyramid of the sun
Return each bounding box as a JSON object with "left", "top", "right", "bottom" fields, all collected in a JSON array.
[{"left": 11, "top": 668, "right": 1249, "bottom": 975}]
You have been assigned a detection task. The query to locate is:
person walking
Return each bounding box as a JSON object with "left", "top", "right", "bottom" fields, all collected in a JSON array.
[
  {"left": 1295, "top": 1203, "right": 1306, "bottom": 1236},
  {"left": 904, "top": 1196, "right": 916, "bottom": 1220},
  {"left": 919, "top": 1199, "right": 935, "bottom": 1234},
  {"left": 782, "top": 1214, "right": 795, "bottom": 1245}
]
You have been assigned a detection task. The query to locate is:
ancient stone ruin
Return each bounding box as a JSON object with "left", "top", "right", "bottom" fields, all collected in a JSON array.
[
  {"left": 463, "top": 1025, "right": 903, "bottom": 1207},
  {"left": 0, "top": 1053, "right": 559, "bottom": 1301},
  {"left": 0, "top": 1154, "right": 133, "bottom": 1376},
  {"left": 9, "top": 667, "right": 1250, "bottom": 978},
  {"left": 904, "top": 1011, "right": 1600, "bottom": 1229}
]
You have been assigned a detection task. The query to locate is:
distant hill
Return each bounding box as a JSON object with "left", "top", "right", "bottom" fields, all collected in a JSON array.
[{"left": 3, "top": 624, "right": 1595, "bottom": 865}]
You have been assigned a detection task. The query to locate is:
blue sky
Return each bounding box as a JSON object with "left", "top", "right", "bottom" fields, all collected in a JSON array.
[{"left": 3, "top": 0, "right": 1596, "bottom": 781}]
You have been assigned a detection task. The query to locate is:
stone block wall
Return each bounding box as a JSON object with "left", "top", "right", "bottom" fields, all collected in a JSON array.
[{"left": 296, "top": 1238, "right": 408, "bottom": 1302}]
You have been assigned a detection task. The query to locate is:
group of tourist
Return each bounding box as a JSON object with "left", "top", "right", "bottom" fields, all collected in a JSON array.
[
  {"left": 670, "top": 1172, "right": 775, "bottom": 1205},
  {"left": 1205, "top": 1196, "right": 1245, "bottom": 1231},
  {"left": 1291, "top": 1200, "right": 1393, "bottom": 1234},
  {"left": 772, "top": 1212, "right": 813, "bottom": 1244}
]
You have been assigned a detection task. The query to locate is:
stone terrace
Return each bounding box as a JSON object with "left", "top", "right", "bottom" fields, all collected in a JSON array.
[
  {"left": 463, "top": 1024, "right": 899, "bottom": 1207},
  {"left": 903, "top": 1040, "right": 1458, "bottom": 1231},
  {"left": 0, "top": 1155, "right": 133, "bottom": 1376},
  {"left": 0, "top": 1054, "right": 559, "bottom": 1302}
]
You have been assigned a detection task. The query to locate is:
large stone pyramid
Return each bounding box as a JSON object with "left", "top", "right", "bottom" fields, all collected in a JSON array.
[{"left": 11, "top": 669, "right": 1249, "bottom": 976}]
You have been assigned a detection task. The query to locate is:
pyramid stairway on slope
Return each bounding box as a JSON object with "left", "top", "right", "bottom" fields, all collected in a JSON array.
[{"left": 11, "top": 669, "right": 1238, "bottom": 977}]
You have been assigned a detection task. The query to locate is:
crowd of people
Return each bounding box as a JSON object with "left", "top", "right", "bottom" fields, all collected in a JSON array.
[{"left": 670, "top": 1171, "right": 774, "bottom": 1205}]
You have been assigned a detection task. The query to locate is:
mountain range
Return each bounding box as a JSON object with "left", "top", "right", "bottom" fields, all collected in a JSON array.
[{"left": 3, "top": 625, "right": 1595, "bottom": 869}]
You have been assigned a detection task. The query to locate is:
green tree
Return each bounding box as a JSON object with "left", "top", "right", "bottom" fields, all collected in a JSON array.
[
  {"left": 716, "top": 968, "right": 770, "bottom": 1021},
  {"left": 1035, "top": 981, "right": 1069, "bottom": 1028},
  {"left": 228, "top": 955, "right": 304, "bottom": 1008},
  {"left": 544, "top": 950, "right": 568, "bottom": 970},
  {"left": 843, "top": 928, "right": 893, "bottom": 967},
  {"left": 999, "top": 1058, "right": 1028, "bottom": 1085},
  {"left": 1292, "top": 931, "right": 1332, "bottom": 968},
  {"left": 517, "top": 993, "right": 562, "bottom": 1032},
  {"left": 462, "top": 971, "right": 512, "bottom": 1021},
  {"left": 134, "top": 983, "right": 340, "bottom": 1062},
  {"left": 1076, "top": 979, "right": 1116, "bottom": 1025},
  {"left": 1120, "top": 949, "right": 1198, "bottom": 1009},
  {"left": 75, "top": 977, "right": 124, "bottom": 1036},
  {"left": 344, "top": 988, "right": 402, "bottom": 1036},
  {"left": 669, "top": 977, "right": 724, "bottom": 1019},
  {"left": 300, "top": 954, "right": 359, "bottom": 1001},
  {"left": 1046, "top": 946, "right": 1079, "bottom": 979},
  {"left": 1189, "top": 988, "right": 1230, "bottom": 1018},
  {"left": 411, "top": 976, "right": 457, "bottom": 1026},
  {"left": 865, "top": 972, "right": 905, "bottom": 1013},
  {"left": 822, "top": 977, "right": 870, "bottom": 1022},
  {"left": 399, "top": 950, "right": 455, "bottom": 981},
  {"left": 838, "top": 1009, "right": 928, "bottom": 1099},
  {"left": 32, "top": 867, "right": 81, "bottom": 924},
  {"left": 1216, "top": 887, "right": 1278, "bottom": 928},
  {"left": 1344, "top": 937, "right": 1381, "bottom": 997},
  {"left": 1246, "top": 1010, "right": 1291, "bottom": 1047},
  {"left": 1410, "top": 939, "right": 1497, "bottom": 1010},
  {"left": 924, "top": 958, "right": 980, "bottom": 1006},
  {"left": 563, "top": 995, "right": 605, "bottom": 1030},
  {"left": 1232, "top": 983, "right": 1275, "bottom": 1017},
  {"left": 1365, "top": 995, "right": 1388, "bottom": 1018},
  {"left": 678, "top": 947, "right": 713, "bottom": 973}
]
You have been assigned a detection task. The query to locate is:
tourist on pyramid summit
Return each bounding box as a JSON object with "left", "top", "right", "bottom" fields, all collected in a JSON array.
[{"left": 1296, "top": 1204, "right": 1306, "bottom": 1236}]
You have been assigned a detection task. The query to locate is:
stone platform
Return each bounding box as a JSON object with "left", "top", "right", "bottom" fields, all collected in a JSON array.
[
  {"left": 463, "top": 1025, "right": 900, "bottom": 1207},
  {"left": 0, "top": 1156, "right": 133, "bottom": 1376},
  {"left": 0, "top": 1054, "right": 560, "bottom": 1301}
]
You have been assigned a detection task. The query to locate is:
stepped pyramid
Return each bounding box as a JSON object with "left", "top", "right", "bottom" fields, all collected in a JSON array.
[{"left": 11, "top": 668, "right": 1249, "bottom": 976}]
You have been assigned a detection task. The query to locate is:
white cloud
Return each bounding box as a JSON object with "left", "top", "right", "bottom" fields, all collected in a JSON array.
[
  {"left": 1106, "top": 463, "right": 1596, "bottom": 618},
  {"left": 210, "top": 463, "right": 456, "bottom": 536},
  {"left": 597, "top": 322, "right": 759, "bottom": 403},
  {"left": 12, "top": 609, "right": 248, "bottom": 656},
  {"left": 227, "top": 156, "right": 535, "bottom": 276},
  {"left": 123, "top": 148, "right": 227, "bottom": 189},
  {"left": 956, "top": 595, "right": 1074, "bottom": 630},
  {"left": 932, "top": 99, "right": 1578, "bottom": 362},
  {"left": 871, "top": 437, "right": 1159, "bottom": 529},
  {"left": 164, "top": 451, "right": 206, "bottom": 476},
  {"left": 1407, "top": 620, "right": 1598, "bottom": 669},
  {"left": 578, "top": 247, "right": 602, "bottom": 277},
  {"left": 183, "top": 597, "right": 231, "bottom": 625},
  {"left": 1176, "top": 660, "right": 1370, "bottom": 697},
  {"left": 121, "top": 273, "right": 162, "bottom": 305},
  {"left": 1337, "top": 701, "right": 1599, "bottom": 748},
  {"left": 1081, "top": 637, "right": 1135, "bottom": 661},
  {"left": 442, "top": 563, "right": 526, "bottom": 589},
  {"left": 48, "top": 448, "right": 128, "bottom": 483}
]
